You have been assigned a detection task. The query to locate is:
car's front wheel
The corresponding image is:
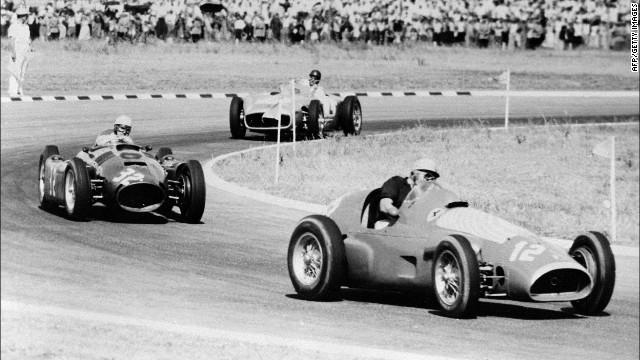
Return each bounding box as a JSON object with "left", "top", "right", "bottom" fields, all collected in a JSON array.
[
  {"left": 340, "top": 96, "right": 362, "bottom": 136},
  {"left": 288, "top": 215, "right": 345, "bottom": 300},
  {"left": 177, "top": 160, "right": 206, "bottom": 223},
  {"left": 63, "top": 157, "right": 92, "bottom": 221},
  {"left": 569, "top": 231, "right": 616, "bottom": 315},
  {"left": 432, "top": 235, "right": 481, "bottom": 318}
]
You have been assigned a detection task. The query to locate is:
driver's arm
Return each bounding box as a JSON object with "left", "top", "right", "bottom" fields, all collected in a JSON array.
[
  {"left": 379, "top": 175, "right": 404, "bottom": 217},
  {"left": 380, "top": 197, "right": 400, "bottom": 217}
]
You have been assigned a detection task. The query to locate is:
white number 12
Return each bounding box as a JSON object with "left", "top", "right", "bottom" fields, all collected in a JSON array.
[{"left": 509, "top": 241, "right": 546, "bottom": 262}]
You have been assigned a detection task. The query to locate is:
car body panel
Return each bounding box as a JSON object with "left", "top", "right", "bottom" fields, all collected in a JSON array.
[
  {"left": 240, "top": 79, "right": 342, "bottom": 133},
  {"left": 323, "top": 184, "right": 593, "bottom": 302}
]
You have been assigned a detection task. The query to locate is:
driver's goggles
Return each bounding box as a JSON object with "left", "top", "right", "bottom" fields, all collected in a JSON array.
[
  {"left": 413, "top": 170, "right": 437, "bottom": 180},
  {"left": 116, "top": 125, "right": 131, "bottom": 134}
]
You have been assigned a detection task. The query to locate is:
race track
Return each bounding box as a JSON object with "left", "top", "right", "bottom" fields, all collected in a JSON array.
[{"left": 1, "top": 95, "right": 639, "bottom": 360}]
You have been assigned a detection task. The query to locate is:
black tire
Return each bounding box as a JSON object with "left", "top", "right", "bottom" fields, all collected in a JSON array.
[
  {"left": 178, "top": 160, "right": 206, "bottom": 223},
  {"left": 307, "top": 100, "right": 323, "bottom": 139},
  {"left": 63, "top": 157, "right": 92, "bottom": 221},
  {"left": 431, "top": 235, "right": 481, "bottom": 318},
  {"left": 569, "top": 231, "right": 616, "bottom": 315},
  {"left": 39, "top": 145, "right": 60, "bottom": 210},
  {"left": 288, "top": 215, "right": 345, "bottom": 300},
  {"left": 229, "top": 96, "right": 246, "bottom": 139},
  {"left": 155, "top": 147, "right": 173, "bottom": 161},
  {"left": 340, "top": 96, "right": 362, "bottom": 136}
]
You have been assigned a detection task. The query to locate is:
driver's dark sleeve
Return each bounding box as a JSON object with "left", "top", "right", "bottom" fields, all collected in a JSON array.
[{"left": 380, "top": 176, "right": 406, "bottom": 209}]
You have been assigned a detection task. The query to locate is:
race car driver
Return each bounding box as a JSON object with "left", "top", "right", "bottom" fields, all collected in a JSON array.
[
  {"left": 307, "top": 69, "right": 337, "bottom": 116},
  {"left": 308, "top": 69, "right": 324, "bottom": 95},
  {"left": 94, "top": 115, "right": 135, "bottom": 147},
  {"left": 377, "top": 158, "right": 440, "bottom": 229}
]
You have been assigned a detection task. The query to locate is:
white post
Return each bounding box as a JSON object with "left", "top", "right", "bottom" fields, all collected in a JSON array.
[
  {"left": 610, "top": 136, "right": 617, "bottom": 244},
  {"left": 275, "top": 101, "right": 282, "bottom": 184},
  {"left": 291, "top": 79, "right": 296, "bottom": 152},
  {"left": 504, "top": 69, "right": 510, "bottom": 129}
]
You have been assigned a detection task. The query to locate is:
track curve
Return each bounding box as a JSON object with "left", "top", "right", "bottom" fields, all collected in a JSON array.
[{"left": 1, "top": 96, "right": 638, "bottom": 360}]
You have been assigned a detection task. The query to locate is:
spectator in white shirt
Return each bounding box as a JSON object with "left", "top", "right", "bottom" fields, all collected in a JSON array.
[{"left": 7, "top": 6, "right": 32, "bottom": 96}]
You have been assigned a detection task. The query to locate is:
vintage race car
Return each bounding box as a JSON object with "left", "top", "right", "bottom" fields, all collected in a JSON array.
[
  {"left": 287, "top": 182, "right": 616, "bottom": 318},
  {"left": 229, "top": 79, "right": 363, "bottom": 139},
  {"left": 38, "top": 143, "right": 206, "bottom": 223}
]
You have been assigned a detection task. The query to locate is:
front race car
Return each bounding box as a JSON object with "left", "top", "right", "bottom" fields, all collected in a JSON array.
[{"left": 289, "top": 184, "right": 615, "bottom": 318}]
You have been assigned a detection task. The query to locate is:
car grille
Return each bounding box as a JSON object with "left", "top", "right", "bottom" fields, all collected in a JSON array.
[
  {"left": 117, "top": 183, "right": 164, "bottom": 211},
  {"left": 530, "top": 269, "right": 591, "bottom": 295}
]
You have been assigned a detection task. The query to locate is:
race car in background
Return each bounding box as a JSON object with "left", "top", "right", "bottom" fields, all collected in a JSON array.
[
  {"left": 287, "top": 182, "right": 616, "bottom": 318},
  {"left": 38, "top": 143, "right": 206, "bottom": 223},
  {"left": 229, "top": 79, "right": 363, "bottom": 139}
]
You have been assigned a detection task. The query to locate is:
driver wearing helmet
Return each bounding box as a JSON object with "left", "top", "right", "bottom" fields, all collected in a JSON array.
[
  {"left": 94, "top": 115, "right": 135, "bottom": 147},
  {"left": 308, "top": 69, "right": 327, "bottom": 97},
  {"left": 307, "top": 69, "right": 339, "bottom": 116},
  {"left": 376, "top": 158, "right": 440, "bottom": 229}
]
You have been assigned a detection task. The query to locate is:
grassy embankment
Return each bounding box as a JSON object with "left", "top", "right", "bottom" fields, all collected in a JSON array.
[
  {"left": 214, "top": 123, "right": 639, "bottom": 246},
  {"left": 1, "top": 39, "right": 638, "bottom": 94}
]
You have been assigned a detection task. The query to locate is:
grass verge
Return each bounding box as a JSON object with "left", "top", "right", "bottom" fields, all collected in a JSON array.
[{"left": 214, "top": 121, "right": 639, "bottom": 246}]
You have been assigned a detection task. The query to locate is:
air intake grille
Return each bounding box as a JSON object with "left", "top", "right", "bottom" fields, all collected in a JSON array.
[{"left": 531, "top": 269, "right": 590, "bottom": 295}]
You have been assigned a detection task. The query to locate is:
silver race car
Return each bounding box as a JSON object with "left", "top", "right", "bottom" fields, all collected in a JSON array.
[{"left": 229, "top": 79, "right": 362, "bottom": 139}]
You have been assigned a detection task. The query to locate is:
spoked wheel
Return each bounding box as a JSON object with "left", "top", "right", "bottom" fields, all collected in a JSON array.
[
  {"left": 39, "top": 145, "right": 60, "bottom": 210},
  {"left": 177, "top": 160, "right": 206, "bottom": 223},
  {"left": 230, "top": 96, "right": 246, "bottom": 139},
  {"left": 63, "top": 157, "right": 92, "bottom": 221},
  {"left": 293, "top": 233, "right": 324, "bottom": 287},
  {"left": 569, "top": 231, "right": 616, "bottom": 315},
  {"left": 340, "top": 96, "right": 362, "bottom": 136},
  {"left": 432, "top": 235, "right": 480, "bottom": 318},
  {"left": 288, "top": 215, "right": 344, "bottom": 300}
]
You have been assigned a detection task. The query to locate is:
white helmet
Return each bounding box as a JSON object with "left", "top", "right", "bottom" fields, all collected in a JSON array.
[
  {"left": 114, "top": 115, "right": 132, "bottom": 136},
  {"left": 413, "top": 158, "right": 439, "bottom": 178}
]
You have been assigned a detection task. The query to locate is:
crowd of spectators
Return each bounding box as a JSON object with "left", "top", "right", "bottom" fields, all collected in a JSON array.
[{"left": 1, "top": 0, "right": 634, "bottom": 50}]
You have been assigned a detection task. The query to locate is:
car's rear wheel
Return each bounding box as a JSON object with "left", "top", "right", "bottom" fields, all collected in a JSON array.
[
  {"left": 288, "top": 215, "right": 344, "bottom": 300},
  {"left": 569, "top": 231, "right": 616, "bottom": 315},
  {"left": 155, "top": 147, "right": 173, "bottom": 161},
  {"left": 39, "top": 145, "right": 60, "bottom": 210},
  {"left": 177, "top": 160, "right": 206, "bottom": 223},
  {"left": 63, "top": 157, "right": 92, "bottom": 221},
  {"left": 230, "top": 96, "right": 246, "bottom": 139},
  {"left": 340, "top": 96, "right": 362, "bottom": 136},
  {"left": 432, "top": 235, "right": 480, "bottom": 318},
  {"left": 307, "top": 100, "right": 324, "bottom": 139}
]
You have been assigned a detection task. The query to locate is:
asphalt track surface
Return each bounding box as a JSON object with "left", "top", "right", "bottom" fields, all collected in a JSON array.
[{"left": 1, "top": 95, "right": 639, "bottom": 360}]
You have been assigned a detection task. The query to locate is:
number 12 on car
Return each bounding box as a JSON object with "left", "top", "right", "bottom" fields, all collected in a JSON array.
[{"left": 509, "top": 241, "right": 546, "bottom": 262}]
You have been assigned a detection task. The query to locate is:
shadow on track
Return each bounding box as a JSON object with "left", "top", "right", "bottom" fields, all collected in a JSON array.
[
  {"left": 287, "top": 288, "right": 592, "bottom": 320},
  {"left": 39, "top": 204, "right": 174, "bottom": 224}
]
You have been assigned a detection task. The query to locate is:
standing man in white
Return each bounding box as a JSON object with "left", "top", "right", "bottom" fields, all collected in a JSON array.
[{"left": 7, "top": 7, "right": 32, "bottom": 97}]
